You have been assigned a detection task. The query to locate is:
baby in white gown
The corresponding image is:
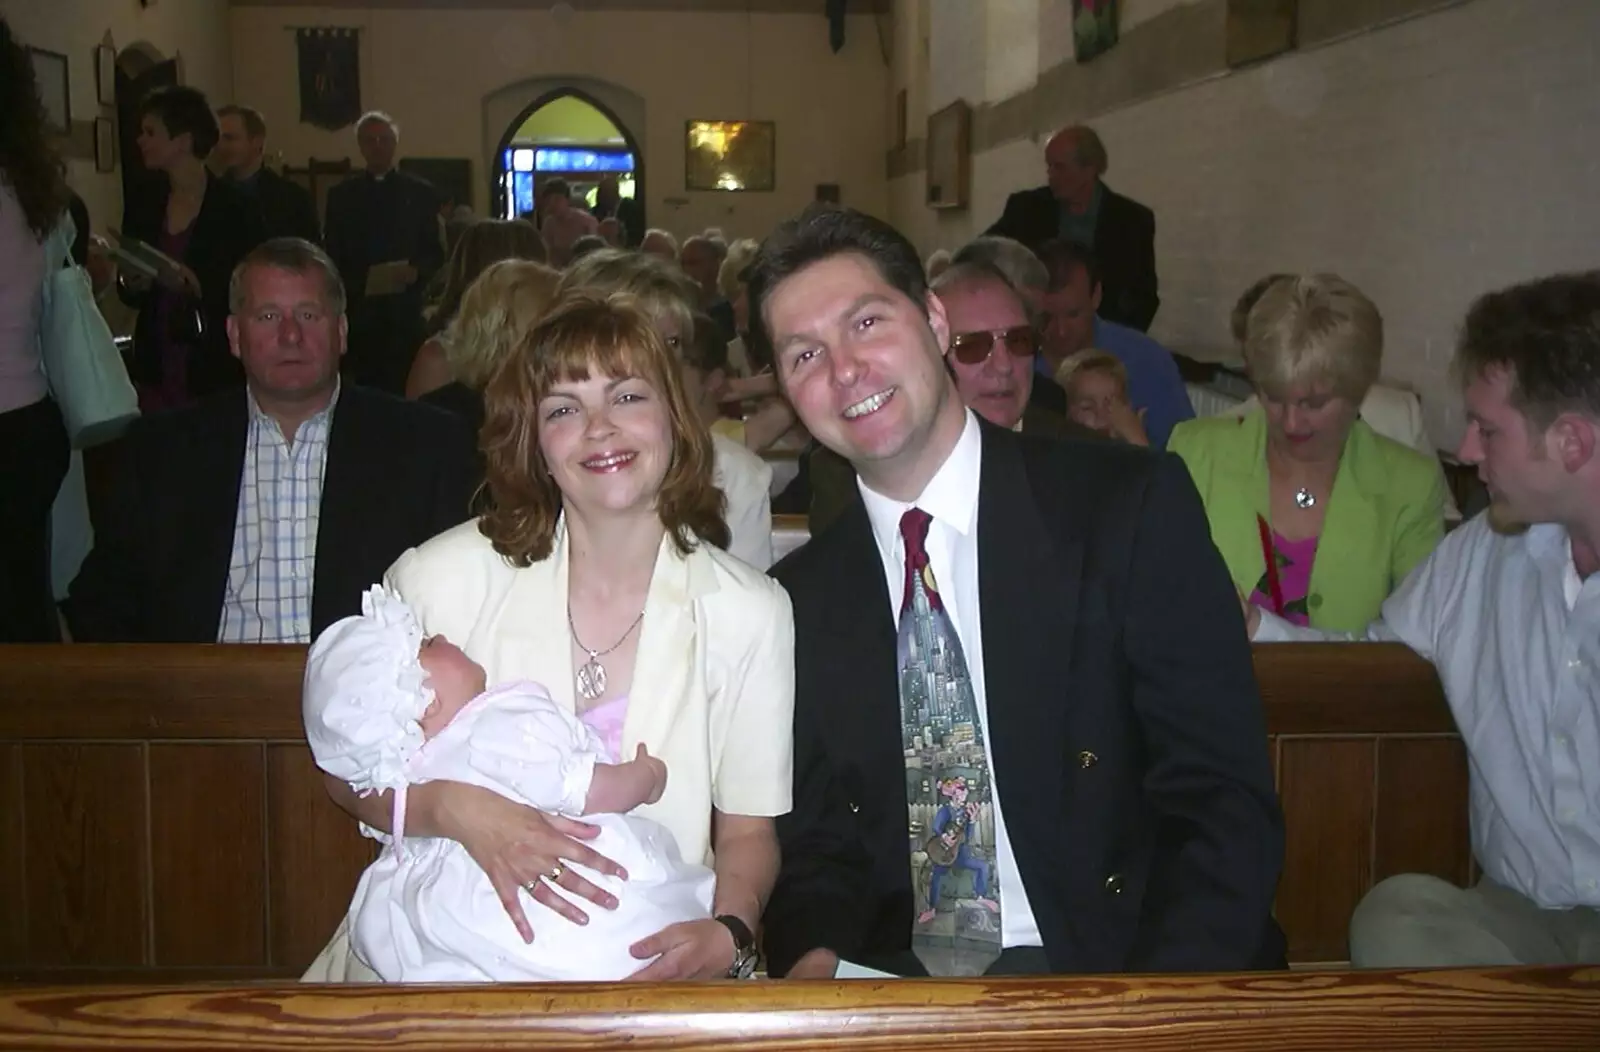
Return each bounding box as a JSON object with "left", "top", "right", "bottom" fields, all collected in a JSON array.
[{"left": 303, "top": 585, "right": 715, "bottom": 982}]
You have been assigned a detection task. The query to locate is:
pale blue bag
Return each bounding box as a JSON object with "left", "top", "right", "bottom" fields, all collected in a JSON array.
[{"left": 38, "top": 212, "right": 139, "bottom": 448}]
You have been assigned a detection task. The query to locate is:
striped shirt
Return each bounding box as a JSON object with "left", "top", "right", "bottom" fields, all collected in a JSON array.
[{"left": 217, "top": 384, "right": 340, "bottom": 643}]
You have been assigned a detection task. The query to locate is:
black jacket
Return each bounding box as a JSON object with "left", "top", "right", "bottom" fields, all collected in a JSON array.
[
  {"left": 64, "top": 386, "right": 478, "bottom": 642},
  {"left": 246, "top": 166, "right": 321, "bottom": 243},
  {"left": 764, "top": 421, "right": 1285, "bottom": 977},
  {"left": 118, "top": 172, "right": 267, "bottom": 396},
  {"left": 988, "top": 183, "right": 1159, "bottom": 332}
]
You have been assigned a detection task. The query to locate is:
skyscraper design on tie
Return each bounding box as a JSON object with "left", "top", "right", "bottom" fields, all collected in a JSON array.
[{"left": 897, "top": 509, "right": 1001, "bottom": 976}]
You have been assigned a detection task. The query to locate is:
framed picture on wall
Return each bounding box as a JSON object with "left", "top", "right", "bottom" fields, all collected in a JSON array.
[
  {"left": 925, "top": 100, "right": 971, "bottom": 210},
  {"left": 29, "top": 48, "right": 71, "bottom": 136},
  {"left": 95, "top": 43, "right": 116, "bottom": 106},
  {"left": 686, "top": 120, "right": 775, "bottom": 192}
]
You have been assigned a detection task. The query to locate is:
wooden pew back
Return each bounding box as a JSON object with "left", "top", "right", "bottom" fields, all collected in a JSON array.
[{"left": 0, "top": 642, "right": 1467, "bottom": 980}]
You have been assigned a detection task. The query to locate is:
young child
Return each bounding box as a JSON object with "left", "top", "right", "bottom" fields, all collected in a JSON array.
[
  {"left": 1056, "top": 348, "right": 1150, "bottom": 447},
  {"left": 302, "top": 585, "right": 715, "bottom": 982}
]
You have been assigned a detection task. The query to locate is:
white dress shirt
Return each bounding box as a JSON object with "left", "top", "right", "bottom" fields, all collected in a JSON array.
[
  {"left": 217, "top": 385, "right": 338, "bottom": 643},
  {"left": 857, "top": 409, "right": 1044, "bottom": 949},
  {"left": 712, "top": 431, "right": 774, "bottom": 570},
  {"left": 1256, "top": 515, "right": 1600, "bottom": 908}
]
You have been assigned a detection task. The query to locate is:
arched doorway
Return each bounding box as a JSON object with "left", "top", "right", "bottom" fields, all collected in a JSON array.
[
  {"left": 491, "top": 87, "right": 645, "bottom": 245},
  {"left": 113, "top": 42, "right": 177, "bottom": 209}
]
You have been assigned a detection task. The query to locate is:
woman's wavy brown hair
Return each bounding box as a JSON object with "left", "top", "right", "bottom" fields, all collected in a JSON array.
[
  {"left": 478, "top": 290, "right": 730, "bottom": 566},
  {"left": 0, "top": 17, "right": 69, "bottom": 238}
]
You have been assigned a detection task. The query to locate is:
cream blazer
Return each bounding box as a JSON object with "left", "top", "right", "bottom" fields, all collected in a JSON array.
[{"left": 383, "top": 518, "right": 794, "bottom": 867}]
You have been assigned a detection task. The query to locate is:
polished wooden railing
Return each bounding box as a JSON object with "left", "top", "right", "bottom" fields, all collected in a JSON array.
[
  {"left": 0, "top": 642, "right": 1465, "bottom": 979},
  {"left": 1, "top": 969, "right": 1596, "bottom": 1051}
]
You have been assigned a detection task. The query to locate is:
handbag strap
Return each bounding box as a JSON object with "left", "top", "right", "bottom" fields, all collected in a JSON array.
[{"left": 43, "top": 210, "right": 78, "bottom": 272}]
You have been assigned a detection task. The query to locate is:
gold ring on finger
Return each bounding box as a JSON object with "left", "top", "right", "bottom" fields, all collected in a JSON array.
[{"left": 548, "top": 863, "right": 564, "bottom": 882}]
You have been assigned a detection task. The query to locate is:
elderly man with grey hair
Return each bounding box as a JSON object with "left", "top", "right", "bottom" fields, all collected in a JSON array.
[
  {"left": 987, "top": 124, "right": 1158, "bottom": 332},
  {"left": 64, "top": 238, "right": 476, "bottom": 645},
  {"left": 323, "top": 110, "right": 446, "bottom": 394}
]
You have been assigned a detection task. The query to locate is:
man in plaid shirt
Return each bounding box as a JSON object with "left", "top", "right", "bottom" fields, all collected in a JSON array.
[{"left": 65, "top": 239, "right": 477, "bottom": 643}]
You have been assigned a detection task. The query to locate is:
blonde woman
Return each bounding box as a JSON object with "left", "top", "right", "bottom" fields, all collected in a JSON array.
[
  {"left": 406, "top": 220, "right": 548, "bottom": 400},
  {"left": 1167, "top": 274, "right": 1446, "bottom": 631},
  {"left": 417, "top": 260, "right": 560, "bottom": 439}
]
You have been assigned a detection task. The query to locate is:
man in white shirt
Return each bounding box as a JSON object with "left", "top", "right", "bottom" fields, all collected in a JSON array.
[
  {"left": 753, "top": 206, "right": 1283, "bottom": 978},
  {"left": 1245, "top": 271, "right": 1600, "bottom": 967}
]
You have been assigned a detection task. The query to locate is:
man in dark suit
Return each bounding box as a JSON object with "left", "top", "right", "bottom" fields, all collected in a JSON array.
[
  {"left": 64, "top": 238, "right": 475, "bottom": 644},
  {"left": 987, "top": 125, "right": 1159, "bottom": 332},
  {"left": 323, "top": 111, "right": 445, "bottom": 395},
  {"left": 749, "top": 206, "right": 1283, "bottom": 979},
  {"left": 215, "top": 105, "right": 321, "bottom": 243}
]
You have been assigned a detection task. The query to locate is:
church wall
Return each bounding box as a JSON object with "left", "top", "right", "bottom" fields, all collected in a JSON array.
[
  {"left": 229, "top": 3, "right": 890, "bottom": 243},
  {"left": 891, "top": 0, "right": 1600, "bottom": 448}
]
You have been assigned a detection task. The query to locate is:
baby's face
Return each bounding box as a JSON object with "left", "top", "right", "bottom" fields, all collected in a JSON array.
[{"left": 417, "top": 635, "right": 487, "bottom": 734}]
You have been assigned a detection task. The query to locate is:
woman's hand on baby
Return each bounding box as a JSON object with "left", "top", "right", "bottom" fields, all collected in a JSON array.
[
  {"left": 437, "top": 781, "right": 626, "bottom": 943},
  {"left": 626, "top": 918, "right": 736, "bottom": 981}
]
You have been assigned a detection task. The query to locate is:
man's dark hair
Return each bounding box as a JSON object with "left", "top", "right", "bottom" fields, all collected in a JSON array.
[
  {"left": 540, "top": 177, "right": 571, "bottom": 201},
  {"left": 1036, "top": 238, "right": 1101, "bottom": 294},
  {"left": 745, "top": 205, "right": 928, "bottom": 369},
  {"left": 1456, "top": 270, "right": 1600, "bottom": 428},
  {"left": 138, "top": 85, "right": 221, "bottom": 159},
  {"left": 216, "top": 103, "right": 267, "bottom": 140}
]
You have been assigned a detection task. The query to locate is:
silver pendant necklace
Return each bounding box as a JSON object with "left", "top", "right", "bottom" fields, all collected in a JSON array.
[
  {"left": 1294, "top": 486, "right": 1317, "bottom": 510},
  {"left": 569, "top": 606, "right": 646, "bottom": 701}
]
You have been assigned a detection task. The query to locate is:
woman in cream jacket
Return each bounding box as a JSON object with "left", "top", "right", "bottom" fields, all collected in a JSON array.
[{"left": 306, "top": 291, "right": 793, "bottom": 982}]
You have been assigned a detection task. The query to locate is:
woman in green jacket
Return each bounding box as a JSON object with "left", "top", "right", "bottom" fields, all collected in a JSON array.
[{"left": 1168, "top": 274, "right": 1446, "bottom": 631}]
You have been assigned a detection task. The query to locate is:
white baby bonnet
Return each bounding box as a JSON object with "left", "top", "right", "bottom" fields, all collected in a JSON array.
[{"left": 303, "top": 584, "right": 432, "bottom": 795}]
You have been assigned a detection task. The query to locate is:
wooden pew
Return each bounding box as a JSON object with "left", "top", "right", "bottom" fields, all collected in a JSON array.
[
  {"left": 1, "top": 969, "right": 1596, "bottom": 1050},
  {"left": 0, "top": 642, "right": 1464, "bottom": 980}
]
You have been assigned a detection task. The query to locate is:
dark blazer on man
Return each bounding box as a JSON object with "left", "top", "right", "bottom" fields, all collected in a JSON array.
[
  {"left": 764, "top": 421, "right": 1285, "bottom": 977},
  {"left": 987, "top": 182, "right": 1159, "bottom": 332},
  {"left": 64, "top": 386, "right": 477, "bottom": 642},
  {"left": 248, "top": 166, "right": 321, "bottom": 243},
  {"left": 119, "top": 172, "right": 267, "bottom": 397},
  {"left": 324, "top": 170, "right": 446, "bottom": 393}
]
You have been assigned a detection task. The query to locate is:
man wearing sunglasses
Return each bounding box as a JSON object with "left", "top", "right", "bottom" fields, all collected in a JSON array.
[{"left": 932, "top": 261, "right": 1094, "bottom": 440}]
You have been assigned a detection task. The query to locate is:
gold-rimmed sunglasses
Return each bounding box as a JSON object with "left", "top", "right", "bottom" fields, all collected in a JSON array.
[{"left": 949, "top": 326, "right": 1038, "bottom": 365}]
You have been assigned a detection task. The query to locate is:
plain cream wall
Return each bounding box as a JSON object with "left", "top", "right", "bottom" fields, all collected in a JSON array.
[
  {"left": 228, "top": 3, "right": 889, "bottom": 241},
  {"left": 2, "top": 0, "right": 233, "bottom": 234},
  {"left": 891, "top": 0, "right": 1600, "bottom": 448}
]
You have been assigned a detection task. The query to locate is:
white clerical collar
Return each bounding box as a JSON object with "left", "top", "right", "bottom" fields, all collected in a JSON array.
[{"left": 859, "top": 408, "right": 983, "bottom": 562}]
